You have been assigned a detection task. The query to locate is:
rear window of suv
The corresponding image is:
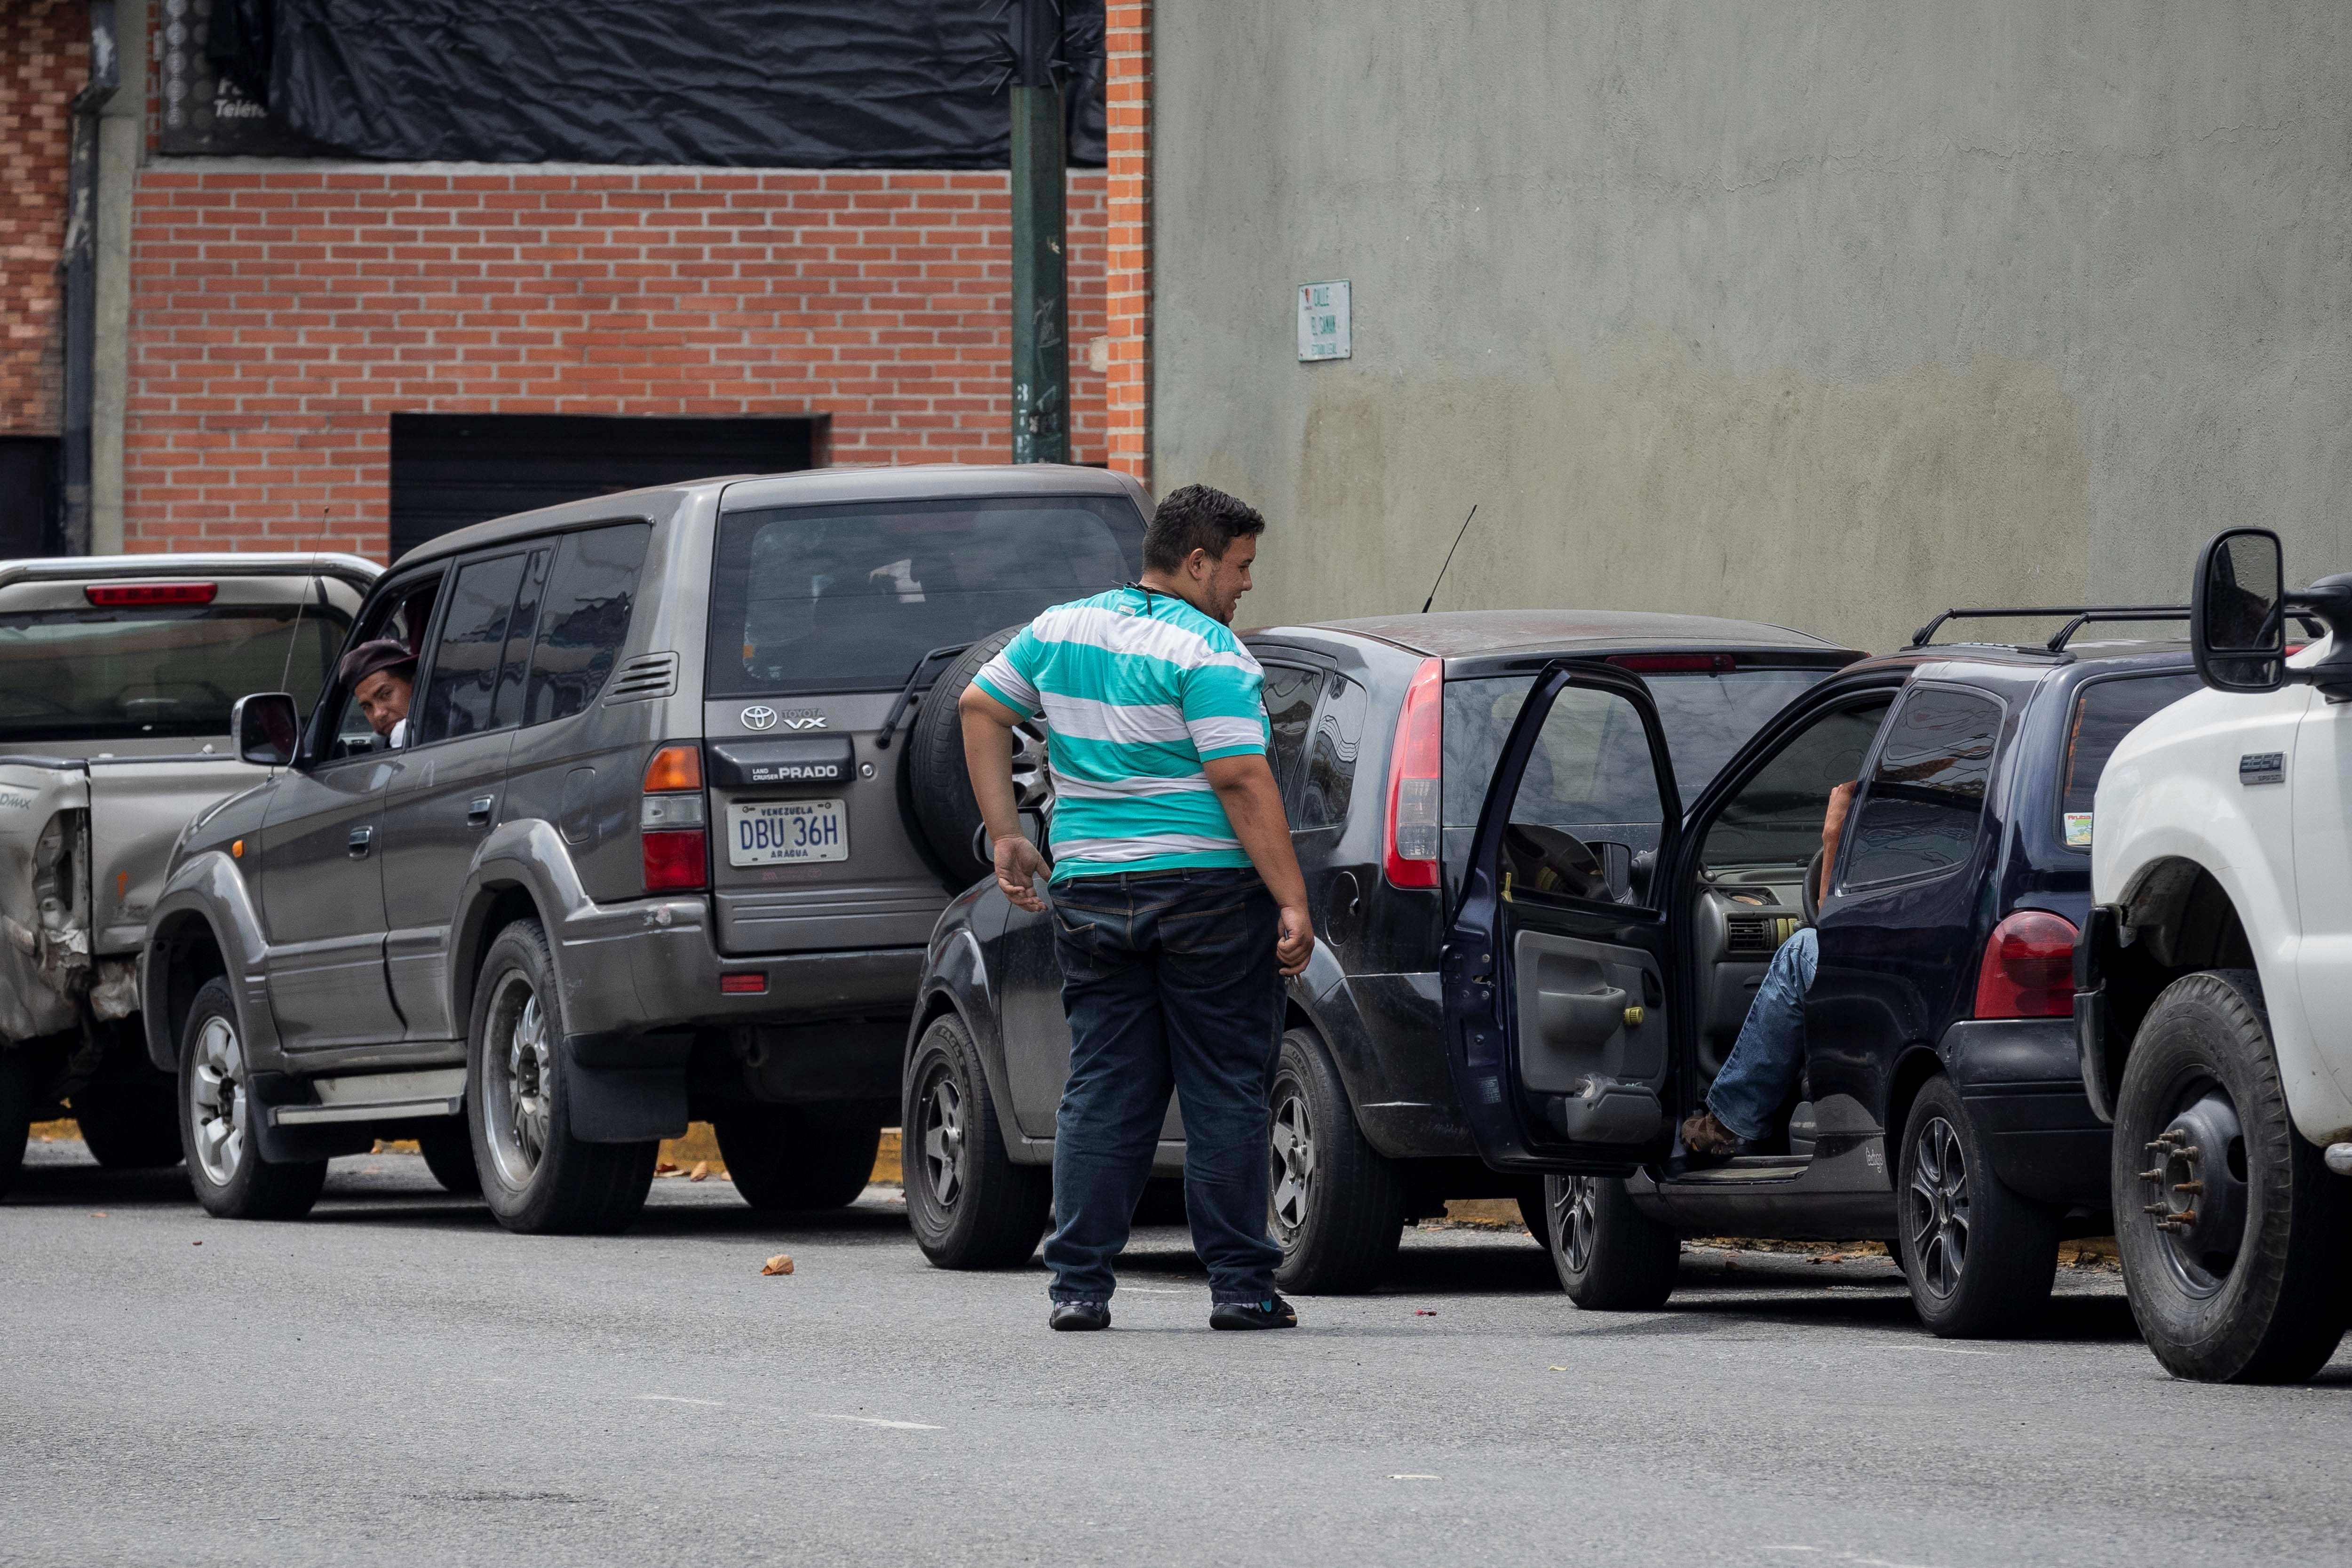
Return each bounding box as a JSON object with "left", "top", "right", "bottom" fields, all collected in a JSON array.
[
  {"left": 0, "top": 599, "right": 351, "bottom": 741},
  {"left": 2058, "top": 671, "right": 2200, "bottom": 848},
  {"left": 706, "top": 496, "right": 1145, "bottom": 697}
]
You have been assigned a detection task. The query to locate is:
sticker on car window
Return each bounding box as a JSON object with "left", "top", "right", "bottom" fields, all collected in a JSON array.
[{"left": 2064, "top": 811, "right": 2093, "bottom": 849}]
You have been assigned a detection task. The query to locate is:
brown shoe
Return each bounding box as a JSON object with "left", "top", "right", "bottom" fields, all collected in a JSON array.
[{"left": 1680, "top": 1109, "right": 1742, "bottom": 1157}]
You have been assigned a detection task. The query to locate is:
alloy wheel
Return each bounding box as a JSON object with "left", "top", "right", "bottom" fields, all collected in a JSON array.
[
  {"left": 483, "top": 970, "right": 552, "bottom": 1188},
  {"left": 1552, "top": 1174, "right": 1600, "bottom": 1274},
  {"left": 1269, "top": 1087, "right": 1316, "bottom": 1242},
  {"left": 1907, "top": 1115, "right": 1971, "bottom": 1299},
  {"left": 921, "top": 1067, "right": 966, "bottom": 1207},
  {"left": 189, "top": 1013, "right": 245, "bottom": 1186}
]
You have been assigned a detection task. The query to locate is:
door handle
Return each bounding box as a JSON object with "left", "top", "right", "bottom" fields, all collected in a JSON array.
[
  {"left": 467, "top": 794, "right": 496, "bottom": 828},
  {"left": 1537, "top": 984, "right": 1629, "bottom": 1044},
  {"left": 347, "top": 825, "right": 374, "bottom": 858}
]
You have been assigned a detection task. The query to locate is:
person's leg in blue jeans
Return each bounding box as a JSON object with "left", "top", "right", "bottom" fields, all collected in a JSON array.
[
  {"left": 1153, "top": 871, "right": 1283, "bottom": 1305},
  {"left": 1044, "top": 875, "right": 1173, "bottom": 1307},
  {"left": 1699, "top": 926, "right": 1818, "bottom": 1144}
]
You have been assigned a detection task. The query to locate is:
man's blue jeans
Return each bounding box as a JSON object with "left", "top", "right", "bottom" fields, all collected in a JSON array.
[
  {"left": 1043, "top": 867, "right": 1285, "bottom": 1306},
  {"left": 1705, "top": 926, "right": 1817, "bottom": 1142}
]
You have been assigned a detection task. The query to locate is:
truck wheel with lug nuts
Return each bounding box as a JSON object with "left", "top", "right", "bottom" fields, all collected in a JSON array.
[
  {"left": 1542, "top": 1173, "right": 1678, "bottom": 1309},
  {"left": 2114, "top": 970, "right": 2352, "bottom": 1382},
  {"left": 1268, "top": 1026, "right": 1406, "bottom": 1295},
  {"left": 179, "top": 977, "right": 326, "bottom": 1220},
  {"left": 713, "top": 1106, "right": 881, "bottom": 1211},
  {"left": 903, "top": 1011, "right": 1050, "bottom": 1267},
  {"left": 1897, "top": 1074, "right": 2060, "bottom": 1337},
  {"left": 467, "top": 920, "right": 655, "bottom": 1235}
]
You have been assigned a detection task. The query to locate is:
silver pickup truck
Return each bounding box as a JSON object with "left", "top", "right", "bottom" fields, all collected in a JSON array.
[{"left": 0, "top": 553, "right": 374, "bottom": 1196}]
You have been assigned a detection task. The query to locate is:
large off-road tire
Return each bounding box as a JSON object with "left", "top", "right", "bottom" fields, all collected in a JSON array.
[
  {"left": 179, "top": 978, "right": 326, "bottom": 1221},
  {"left": 2114, "top": 971, "right": 2352, "bottom": 1382},
  {"left": 1898, "top": 1074, "right": 2060, "bottom": 1337},
  {"left": 903, "top": 625, "right": 1052, "bottom": 886},
  {"left": 0, "top": 1049, "right": 30, "bottom": 1201},
  {"left": 1543, "top": 1173, "right": 1680, "bottom": 1309},
  {"left": 467, "top": 920, "right": 655, "bottom": 1235},
  {"left": 73, "top": 1086, "right": 186, "bottom": 1169},
  {"left": 713, "top": 1106, "right": 881, "bottom": 1211},
  {"left": 1269, "top": 1027, "right": 1406, "bottom": 1295},
  {"left": 903, "top": 1012, "right": 1051, "bottom": 1267},
  {"left": 415, "top": 1116, "right": 481, "bottom": 1196}
]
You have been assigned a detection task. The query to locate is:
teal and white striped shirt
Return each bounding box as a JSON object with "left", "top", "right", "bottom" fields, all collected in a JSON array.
[{"left": 972, "top": 586, "right": 1268, "bottom": 882}]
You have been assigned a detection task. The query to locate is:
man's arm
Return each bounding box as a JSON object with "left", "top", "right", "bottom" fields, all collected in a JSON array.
[
  {"left": 1818, "top": 780, "right": 1859, "bottom": 904},
  {"left": 1201, "top": 753, "right": 1314, "bottom": 978},
  {"left": 960, "top": 683, "right": 1050, "bottom": 912}
]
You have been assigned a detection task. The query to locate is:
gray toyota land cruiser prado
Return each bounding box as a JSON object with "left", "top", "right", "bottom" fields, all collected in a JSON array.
[{"left": 143, "top": 464, "right": 1149, "bottom": 1232}]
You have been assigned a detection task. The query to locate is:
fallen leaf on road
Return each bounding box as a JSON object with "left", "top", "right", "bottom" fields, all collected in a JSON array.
[
  {"left": 88, "top": 1211, "right": 107, "bottom": 1218},
  {"left": 192, "top": 1241, "right": 202, "bottom": 1247},
  {"left": 689, "top": 1161, "right": 710, "bottom": 1182},
  {"left": 1548, "top": 1365, "right": 1566, "bottom": 1371},
  {"left": 1414, "top": 1309, "right": 1437, "bottom": 1316},
  {"left": 761, "top": 1254, "right": 795, "bottom": 1276},
  {"left": 654, "top": 1160, "right": 680, "bottom": 1175}
]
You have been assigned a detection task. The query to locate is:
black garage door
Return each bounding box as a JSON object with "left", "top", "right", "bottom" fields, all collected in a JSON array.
[{"left": 388, "top": 414, "right": 817, "bottom": 563}]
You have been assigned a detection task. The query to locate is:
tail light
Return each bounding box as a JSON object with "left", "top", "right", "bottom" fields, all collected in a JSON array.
[
  {"left": 641, "top": 742, "right": 708, "bottom": 893},
  {"left": 86, "top": 581, "right": 216, "bottom": 606},
  {"left": 1382, "top": 658, "right": 1444, "bottom": 889},
  {"left": 1974, "top": 909, "right": 2079, "bottom": 1019}
]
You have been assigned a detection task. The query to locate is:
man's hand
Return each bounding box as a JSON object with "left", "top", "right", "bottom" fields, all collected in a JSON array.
[
  {"left": 1275, "top": 902, "right": 1313, "bottom": 978},
  {"left": 993, "top": 832, "right": 1049, "bottom": 914}
]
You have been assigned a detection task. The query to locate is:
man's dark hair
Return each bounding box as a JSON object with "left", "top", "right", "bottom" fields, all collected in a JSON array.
[{"left": 1142, "top": 484, "right": 1265, "bottom": 573}]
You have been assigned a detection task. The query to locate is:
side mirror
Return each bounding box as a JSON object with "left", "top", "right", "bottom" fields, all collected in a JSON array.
[
  {"left": 232, "top": 692, "right": 302, "bottom": 768},
  {"left": 2192, "top": 527, "right": 2287, "bottom": 693}
]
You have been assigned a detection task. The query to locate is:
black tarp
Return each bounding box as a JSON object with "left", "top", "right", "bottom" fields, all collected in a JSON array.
[{"left": 215, "top": 0, "right": 1103, "bottom": 168}]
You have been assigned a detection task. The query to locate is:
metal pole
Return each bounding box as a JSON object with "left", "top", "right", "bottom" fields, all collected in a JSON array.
[
  {"left": 61, "top": 1, "right": 121, "bottom": 555},
  {"left": 1008, "top": 0, "right": 1067, "bottom": 465}
]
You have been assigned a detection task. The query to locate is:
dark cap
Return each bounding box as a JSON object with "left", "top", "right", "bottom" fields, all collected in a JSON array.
[{"left": 336, "top": 637, "right": 417, "bottom": 690}]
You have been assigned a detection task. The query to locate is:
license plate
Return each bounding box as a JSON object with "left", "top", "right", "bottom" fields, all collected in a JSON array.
[{"left": 726, "top": 799, "right": 849, "bottom": 866}]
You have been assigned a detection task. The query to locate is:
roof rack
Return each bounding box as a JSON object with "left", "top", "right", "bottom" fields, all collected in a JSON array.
[{"left": 1906, "top": 605, "right": 2189, "bottom": 653}]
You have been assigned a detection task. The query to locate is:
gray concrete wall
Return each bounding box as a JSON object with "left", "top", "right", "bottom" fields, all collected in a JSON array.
[{"left": 1153, "top": 2, "right": 2352, "bottom": 652}]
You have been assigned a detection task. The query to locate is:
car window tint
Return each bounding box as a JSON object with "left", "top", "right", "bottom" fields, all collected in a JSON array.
[
  {"left": 1262, "top": 663, "right": 1319, "bottom": 802},
  {"left": 1299, "top": 671, "right": 1365, "bottom": 830},
  {"left": 1699, "top": 699, "right": 1893, "bottom": 869},
  {"left": 2058, "top": 673, "right": 2200, "bottom": 847},
  {"left": 417, "top": 554, "right": 527, "bottom": 745},
  {"left": 1499, "top": 686, "right": 1667, "bottom": 910},
  {"left": 493, "top": 548, "right": 550, "bottom": 729},
  {"left": 1444, "top": 669, "right": 1834, "bottom": 827},
  {"left": 1842, "top": 687, "right": 2003, "bottom": 887},
  {"left": 526, "top": 523, "right": 652, "bottom": 726}
]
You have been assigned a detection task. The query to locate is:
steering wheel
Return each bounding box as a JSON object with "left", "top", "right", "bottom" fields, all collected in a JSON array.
[{"left": 1802, "top": 847, "right": 1825, "bottom": 927}]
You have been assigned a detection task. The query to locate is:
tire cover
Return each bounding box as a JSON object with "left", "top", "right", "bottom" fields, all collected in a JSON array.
[{"left": 903, "top": 625, "right": 1051, "bottom": 887}]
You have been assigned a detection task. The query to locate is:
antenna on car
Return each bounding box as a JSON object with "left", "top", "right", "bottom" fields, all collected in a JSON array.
[
  {"left": 276, "top": 538, "right": 325, "bottom": 698},
  {"left": 1420, "top": 503, "right": 1478, "bottom": 614}
]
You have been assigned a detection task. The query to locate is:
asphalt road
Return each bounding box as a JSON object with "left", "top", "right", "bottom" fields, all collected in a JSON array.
[{"left": 6, "top": 1137, "right": 2348, "bottom": 1568}]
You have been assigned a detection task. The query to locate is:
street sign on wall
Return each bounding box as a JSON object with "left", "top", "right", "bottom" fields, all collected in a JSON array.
[{"left": 1297, "top": 281, "right": 1352, "bottom": 362}]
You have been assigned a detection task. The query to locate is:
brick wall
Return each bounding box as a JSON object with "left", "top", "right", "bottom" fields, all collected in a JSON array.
[
  {"left": 123, "top": 167, "right": 1107, "bottom": 557},
  {"left": 0, "top": 0, "right": 84, "bottom": 437},
  {"left": 1103, "top": 2, "right": 1151, "bottom": 491}
]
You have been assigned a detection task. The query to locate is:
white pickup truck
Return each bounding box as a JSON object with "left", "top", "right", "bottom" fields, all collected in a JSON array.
[
  {"left": 0, "top": 553, "right": 373, "bottom": 1196},
  {"left": 2077, "top": 526, "right": 2352, "bottom": 1383}
]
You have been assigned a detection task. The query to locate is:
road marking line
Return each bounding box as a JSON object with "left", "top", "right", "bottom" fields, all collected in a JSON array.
[
  {"left": 1389, "top": 1473, "right": 1440, "bottom": 1480},
  {"left": 811, "top": 1413, "right": 942, "bottom": 1431},
  {"left": 637, "top": 1394, "right": 727, "bottom": 1407}
]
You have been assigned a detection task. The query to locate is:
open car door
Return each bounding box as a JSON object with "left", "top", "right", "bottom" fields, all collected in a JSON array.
[{"left": 1442, "top": 662, "right": 1683, "bottom": 1174}]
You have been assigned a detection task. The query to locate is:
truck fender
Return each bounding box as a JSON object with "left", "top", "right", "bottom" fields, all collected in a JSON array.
[
  {"left": 914, "top": 923, "right": 1029, "bottom": 1157},
  {"left": 446, "top": 818, "right": 593, "bottom": 1041},
  {"left": 142, "top": 849, "right": 278, "bottom": 1075}
]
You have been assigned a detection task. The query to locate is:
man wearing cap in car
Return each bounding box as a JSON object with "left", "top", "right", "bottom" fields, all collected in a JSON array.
[{"left": 336, "top": 638, "right": 417, "bottom": 748}]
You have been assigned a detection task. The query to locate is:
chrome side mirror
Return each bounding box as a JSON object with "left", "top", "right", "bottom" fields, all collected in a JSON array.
[{"left": 232, "top": 692, "right": 302, "bottom": 768}]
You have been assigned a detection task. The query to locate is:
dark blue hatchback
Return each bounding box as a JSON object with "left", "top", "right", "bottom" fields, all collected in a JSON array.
[{"left": 1442, "top": 610, "right": 2201, "bottom": 1337}]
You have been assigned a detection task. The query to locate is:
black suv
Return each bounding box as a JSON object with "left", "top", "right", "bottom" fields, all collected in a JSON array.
[
  {"left": 901, "top": 610, "right": 1861, "bottom": 1288},
  {"left": 1445, "top": 609, "right": 2202, "bottom": 1335}
]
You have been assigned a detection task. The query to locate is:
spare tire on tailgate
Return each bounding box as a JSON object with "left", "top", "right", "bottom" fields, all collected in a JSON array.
[{"left": 903, "top": 625, "right": 1052, "bottom": 888}]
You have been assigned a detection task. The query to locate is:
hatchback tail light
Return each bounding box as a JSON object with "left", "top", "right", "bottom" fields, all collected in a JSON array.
[
  {"left": 1973, "top": 909, "right": 2079, "bottom": 1019},
  {"left": 641, "top": 743, "right": 708, "bottom": 894},
  {"left": 1382, "top": 658, "right": 1444, "bottom": 889}
]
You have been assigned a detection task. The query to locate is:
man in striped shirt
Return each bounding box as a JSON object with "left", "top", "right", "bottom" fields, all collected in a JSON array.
[{"left": 961, "top": 484, "right": 1313, "bottom": 1333}]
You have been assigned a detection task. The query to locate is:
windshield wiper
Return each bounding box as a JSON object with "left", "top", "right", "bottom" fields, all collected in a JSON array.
[{"left": 872, "top": 643, "right": 972, "bottom": 751}]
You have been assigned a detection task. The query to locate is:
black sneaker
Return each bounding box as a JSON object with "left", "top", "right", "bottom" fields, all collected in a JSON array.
[
  {"left": 1209, "top": 1296, "right": 1297, "bottom": 1331},
  {"left": 1049, "top": 1300, "right": 1111, "bottom": 1332}
]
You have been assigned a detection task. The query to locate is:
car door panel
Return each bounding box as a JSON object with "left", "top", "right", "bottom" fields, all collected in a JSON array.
[
  {"left": 1443, "top": 662, "right": 1683, "bottom": 1174},
  {"left": 258, "top": 755, "right": 402, "bottom": 1050}
]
